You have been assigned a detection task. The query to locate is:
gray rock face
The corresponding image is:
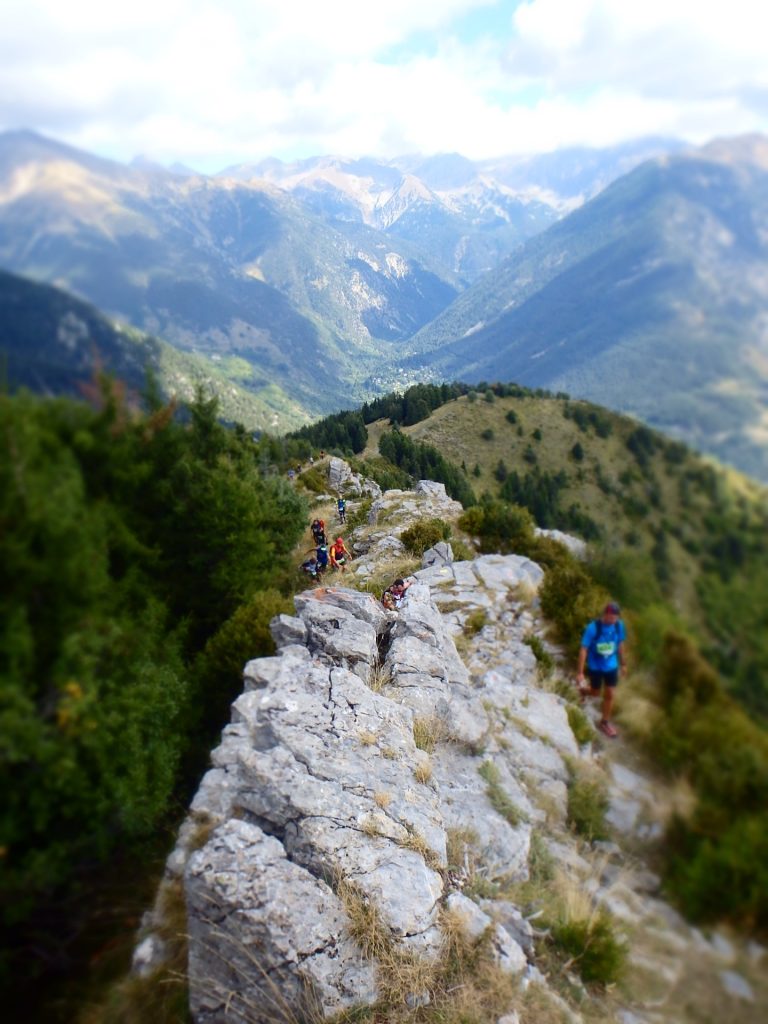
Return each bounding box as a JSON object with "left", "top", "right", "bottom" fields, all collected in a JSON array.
[
  {"left": 422, "top": 541, "right": 454, "bottom": 568},
  {"left": 159, "top": 516, "right": 601, "bottom": 1021},
  {"left": 720, "top": 970, "right": 755, "bottom": 1001},
  {"left": 132, "top": 479, "right": 768, "bottom": 1024},
  {"left": 368, "top": 486, "right": 463, "bottom": 532},
  {"left": 147, "top": 482, "right": 763, "bottom": 1024},
  {"left": 186, "top": 821, "right": 378, "bottom": 1023},
  {"left": 268, "top": 613, "right": 307, "bottom": 649},
  {"left": 444, "top": 892, "right": 526, "bottom": 975},
  {"left": 159, "top": 537, "right": 576, "bottom": 1022},
  {"left": 171, "top": 582, "right": 460, "bottom": 1019},
  {"left": 326, "top": 457, "right": 382, "bottom": 500}
]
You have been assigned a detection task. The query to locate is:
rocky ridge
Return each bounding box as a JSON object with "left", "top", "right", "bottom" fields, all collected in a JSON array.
[{"left": 134, "top": 473, "right": 766, "bottom": 1024}]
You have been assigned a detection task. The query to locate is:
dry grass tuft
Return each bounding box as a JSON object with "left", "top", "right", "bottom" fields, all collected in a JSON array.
[
  {"left": 398, "top": 826, "right": 443, "bottom": 871},
  {"left": 367, "top": 661, "right": 391, "bottom": 694},
  {"left": 336, "top": 878, "right": 524, "bottom": 1024},
  {"left": 374, "top": 791, "right": 393, "bottom": 809},
  {"left": 648, "top": 773, "right": 698, "bottom": 826},
  {"left": 361, "top": 815, "right": 384, "bottom": 838},
  {"left": 412, "top": 715, "right": 447, "bottom": 753},
  {"left": 359, "top": 729, "right": 378, "bottom": 746},
  {"left": 413, "top": 759, "right": 433, "bottom": 785}
]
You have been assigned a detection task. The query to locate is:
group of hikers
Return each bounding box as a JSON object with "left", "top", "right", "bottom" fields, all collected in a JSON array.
[
  {"left": 299, "top": 499, "right": 350, "bottom": 579},
  {"left": 298, "top": 500, "right": 415, "bottom": 616},
  {"left": 299, "top": 499, "right": 627, "bottom": 739}
]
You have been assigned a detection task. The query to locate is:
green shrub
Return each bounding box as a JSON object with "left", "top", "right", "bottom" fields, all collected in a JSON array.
[
  {"left": 297, "top": 465, "right": 328, "bottom": 494},
  {"left": 567, "top": 773, "right": 610, "bottom": 841},
  {"left": 528, "top": 830, "right": 555, "bottom": 884},
  {"left": 450, "top": 539, "right": 475, "bottom": 561},
  {"left": 539, "top": 561, "right": 609, "bottom": 658},
  {"left": 481, "top": 428, "right": 495, "bottom": 441},
  {"left": 523, "top": 633, "right": 554, "bottom": 676},
  {"left": 664, "top": 811, "right": 768, "bottom": 924},
  {"left": 463, "top": 609, "right": 488, "bottom": 637},
  {"left": 478, "top": 761, "right": 526, "bottom": 827},
  {"left": 346, "top": 497, "right": 372, "bottom": 530},
  {"left": 0, "top": 389, "right": 307, "bottom": 988},
  {"left": 551, "top": 912, "right": 626, "bottom": 986},
  {"left": 566, "top": 705, "right": 594, "bottom": 746},
  {"left": 400, "top": 518, "right": 451, "bottom": 556},
  {"left": 458, "top": 500, "right": 535, "bottom": 555},
  {"left": 191, "top": 589, "right": 292, "bottom": 736}
]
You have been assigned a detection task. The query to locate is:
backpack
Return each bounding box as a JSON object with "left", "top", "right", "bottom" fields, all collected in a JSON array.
[
  {"left": 589, "top": 618, "right": 622, "bottom": 660},
  {"left": 316, "top": 545, "right": 329, "bottom": 567}
]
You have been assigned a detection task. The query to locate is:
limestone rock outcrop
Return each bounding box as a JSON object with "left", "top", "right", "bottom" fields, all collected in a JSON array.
[
  {"left": 133, "top": 482, "right": 765, "bottom": 1024},
  {"left": 327, "top": 456, "right": 382, "bottom": 499},
  {"left": 137, "top": 536, "right": 577, "bottom": 1021}
]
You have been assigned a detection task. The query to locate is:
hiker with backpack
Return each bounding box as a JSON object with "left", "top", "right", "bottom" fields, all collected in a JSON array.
[
  {"left": 382, "top": 577, "right": 413, "bottom": 611},
  {"left": 576, "top": 601, "right": 627, "bottom": 738},
  {"left": 311, "top": 518, "right": 327, "bottom": 546},
  {"left": 337, "top": 497, "right": 347, "bottom": 524}
]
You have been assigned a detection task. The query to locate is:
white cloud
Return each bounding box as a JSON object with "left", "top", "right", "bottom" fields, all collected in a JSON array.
[{"left": 0, "top": 0, "right": 767, "bottom": 169}]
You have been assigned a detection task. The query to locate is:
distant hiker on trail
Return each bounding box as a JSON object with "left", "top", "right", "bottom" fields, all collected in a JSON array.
[
  {"left": 311, "top": 518, "right": 327, "bottom": 546},
  {"left": 337, "top": 497, "right": 347, "bottom": 524},
  {"left": 577, "top": 601, "right": 627, "bottom": 738},
  {"left": 329, "top": 537, "right": 351, "bottom": 572},
  {"left": 382, "top": 577, "right": 413, "bottom": 611}
]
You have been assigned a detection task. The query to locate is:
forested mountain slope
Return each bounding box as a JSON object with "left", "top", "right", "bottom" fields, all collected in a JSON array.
[
  {"left": 0, "top": 269, "right": 310, "bottom": 430},
  {"left": 405, "top": 137, "right": 768, "bottom": 481}
]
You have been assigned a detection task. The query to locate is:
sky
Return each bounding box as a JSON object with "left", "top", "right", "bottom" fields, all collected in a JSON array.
[{"left": 1, "top": 0, "right": 767, "bottom": 173}]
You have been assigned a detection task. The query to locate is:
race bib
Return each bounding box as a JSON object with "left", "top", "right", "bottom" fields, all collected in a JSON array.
[{"left": 596, "top": 641, "right": 616, "bottom": 657}]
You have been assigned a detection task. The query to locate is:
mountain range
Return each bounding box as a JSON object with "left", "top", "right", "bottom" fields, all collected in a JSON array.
[
  {"left": 404, "top": 136, "right": 768, "bottom": 479},
  {"left": 0, "top": 131, "right": 462, "bottom": 425},
  {"left": 3, "top": 129, "right": 768, "bottom": 479},
  {"left": 222, "top": 138, "right": 680, "bottom": 280},
  {"left": 0, "top": 131, "right": 679, "bottom": 420}
]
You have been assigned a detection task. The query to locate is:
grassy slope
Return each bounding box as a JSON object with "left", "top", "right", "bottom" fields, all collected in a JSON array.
[{"left": 386, "top": 393, "right": 767, "bottom": 635}]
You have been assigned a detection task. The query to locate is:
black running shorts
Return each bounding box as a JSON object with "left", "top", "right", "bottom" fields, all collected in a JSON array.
[{"left": 587, "top": 668, "right": 619, "bottom": 688}]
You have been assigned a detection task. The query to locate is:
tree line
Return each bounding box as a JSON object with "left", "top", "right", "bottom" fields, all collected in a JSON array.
[{"left": 0, "top": 383, "right": 307, "bottom": 993}]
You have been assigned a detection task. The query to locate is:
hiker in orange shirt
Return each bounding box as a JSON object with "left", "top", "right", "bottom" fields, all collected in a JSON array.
[{"left": 329, "top": 536, "right": 351, "bottom": 572}]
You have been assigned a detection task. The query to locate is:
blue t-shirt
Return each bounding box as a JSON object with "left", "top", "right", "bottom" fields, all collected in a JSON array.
[{"left": 581, "top": 619, "right": 625, "bottom": 671}]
